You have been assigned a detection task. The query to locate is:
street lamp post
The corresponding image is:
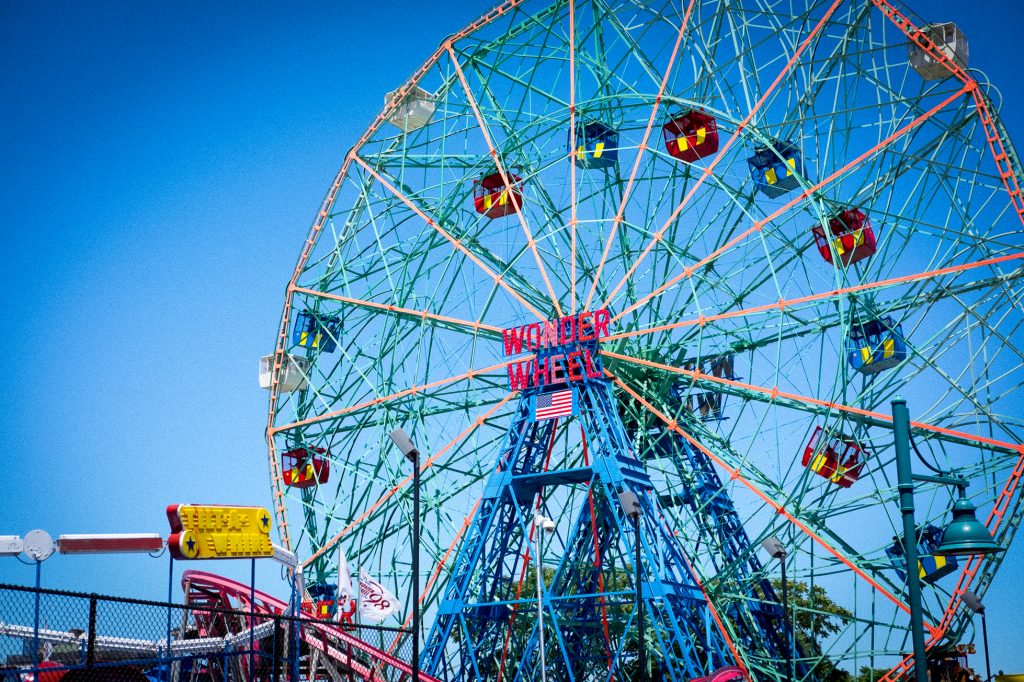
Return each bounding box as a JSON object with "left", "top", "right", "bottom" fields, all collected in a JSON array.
[
  {"left": 617, "top": 490, "right": 645, "bottom": 681},
  {"left": 962, "top": 591, "right": 991, "bottom": 682},
  {"left": 761, "top": 536, "right": 791, "bottom": 682},
  {"left": 892, "top": 398, "right": 929, "bottom": 682},
  {"left": 891, "top": 398, "right": 1003, "bottom": 682},
  {"left": 533, "top": 512, "right": 556, "bottom": 682},
  {"left": 389, "top": 428, "right": 421, "bottom": 682}
]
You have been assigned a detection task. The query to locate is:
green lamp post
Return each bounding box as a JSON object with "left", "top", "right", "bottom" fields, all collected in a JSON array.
[{"left": 891, "top": 398, "right": 1003, "bottom": 682}]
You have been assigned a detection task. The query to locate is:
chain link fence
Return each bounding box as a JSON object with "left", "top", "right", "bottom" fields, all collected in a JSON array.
[{"left": 0, "top": 583, "right": 418, "bottom": 682}]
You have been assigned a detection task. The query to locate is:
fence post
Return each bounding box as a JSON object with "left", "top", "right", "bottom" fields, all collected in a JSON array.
[
  {"left": 290, "top": 572, "right": 301, "bottom": 682},
  {"left": 249, "top": 558, "right": 256, "bottom": 682},
  {"left": 32, "top": 561, "right": 41, "bottom": 676},
  {"left": 86, "top": 594, "right": 98, "bottom": 667},
  {"left": 166, "top": 556, "right": 174, "bottom": 664},
  {"left": 271, "top": 616, "right": 281, "bottom": 682}
]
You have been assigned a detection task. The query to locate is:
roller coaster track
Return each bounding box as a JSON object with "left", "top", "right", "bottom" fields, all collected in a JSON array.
[{"left": 182, "top": 570, "right": 437, "bottom": 682}]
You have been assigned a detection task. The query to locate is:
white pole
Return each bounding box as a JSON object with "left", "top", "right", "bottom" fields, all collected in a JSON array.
[
  {"left": 355, "top": 568, "right": 362, "bottom": 627},
  {"left": 534, "top": 512, "right": 548, "bottom": 682}
]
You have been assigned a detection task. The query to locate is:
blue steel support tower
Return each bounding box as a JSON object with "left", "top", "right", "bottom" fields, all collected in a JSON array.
[
  {"left": 420, "top": 339, "right": 740, "bottom": 681},
  {"left": 639, "top": 395, "right": 804, "bottom": 678}
]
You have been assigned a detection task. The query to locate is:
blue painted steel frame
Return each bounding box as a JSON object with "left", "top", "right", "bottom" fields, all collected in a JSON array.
[
  {"left": 644, "top": 389, "right": 806, "bottom": 678},
  {"left": 421, "top": 358, "right": 738, "bottom": 681}
]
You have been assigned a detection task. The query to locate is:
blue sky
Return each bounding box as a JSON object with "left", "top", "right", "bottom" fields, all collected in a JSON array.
[{"left": 1, "top": 0, "right": 1023, "bottom": 674}]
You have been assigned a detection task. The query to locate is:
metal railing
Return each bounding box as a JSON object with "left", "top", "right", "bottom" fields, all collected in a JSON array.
[{"left": 0, "top": 583, "right": 415, "bottom": 682}]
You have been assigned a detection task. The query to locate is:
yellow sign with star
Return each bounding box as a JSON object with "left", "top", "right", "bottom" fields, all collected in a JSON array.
[{"left": 166, "top": 504, "right": 274, "bottom": 560}]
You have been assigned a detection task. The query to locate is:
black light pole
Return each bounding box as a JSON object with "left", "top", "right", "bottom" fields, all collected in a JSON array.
[
  {"left": 618, "top": 490, "right": 645, "bottom": 680},
  {"left": 962, "top": 591, "right": 991, "bottom": 682},
  {"left": 390, "top": 428, "right": 421, "bottom": 682},
  {"left": 761, "top": 536, "right": 791, "bottom": 682}
]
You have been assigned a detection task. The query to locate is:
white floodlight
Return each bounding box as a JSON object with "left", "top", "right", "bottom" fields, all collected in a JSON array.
[
  {"left": 761, "top": 536, "right": 787, "bottom": 559},
  {"left": 962, "top": 590, "right": 984, "bottom": 614},
  {"left": 617, "top": 490, "right": 642, "bottom": 520},
  {"left": 389, "top": 428, "right": 419, "bottom": 462}
]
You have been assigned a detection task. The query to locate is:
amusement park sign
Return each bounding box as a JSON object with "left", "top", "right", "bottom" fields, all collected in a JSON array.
[
  {"left": 503, "top": 309, "right": 610, "bottom": 390},
  {"left": 166, "top": 504, "right": 274, "bottom": 560}
]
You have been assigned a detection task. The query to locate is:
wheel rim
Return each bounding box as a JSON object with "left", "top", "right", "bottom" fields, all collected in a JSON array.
[{"left": 266, "top": 1, "right": 1024, "bottom": 678}]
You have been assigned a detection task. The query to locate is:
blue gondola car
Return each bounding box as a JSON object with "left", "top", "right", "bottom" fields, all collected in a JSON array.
[
  {"left": 847, "top": 316, "right": 907, "bottom": 375},
  {"left": 885, "top": 525, "right": 959, "bottom": 584},
  {"left": 748, "top": 141, "right": 805, "bottom": 198},
  {"left": 572, "top": 121, "right": 618, "bottom": 169},
  {"left": 292, "top": 311, "right": 341, "bottom": 353}
]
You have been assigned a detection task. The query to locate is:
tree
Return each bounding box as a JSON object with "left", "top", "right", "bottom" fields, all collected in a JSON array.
[
  {"left": 855, "top": 666, "right": 897, "bottom": 682},
  {"left": 771, "top": 579, "right": 855, "bottom": 681}
]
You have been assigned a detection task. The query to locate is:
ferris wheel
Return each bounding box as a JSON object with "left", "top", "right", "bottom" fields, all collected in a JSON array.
[{"left": 261, "top": 0, "right": 1024, "bottom": 680}]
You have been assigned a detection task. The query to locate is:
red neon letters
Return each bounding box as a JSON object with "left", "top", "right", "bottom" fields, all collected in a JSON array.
[{"left": 502, "top": 310, "right": 610, "bottom": 390}]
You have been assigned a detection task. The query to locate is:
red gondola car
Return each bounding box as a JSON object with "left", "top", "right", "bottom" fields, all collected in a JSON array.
[
  {"left": 282, "top": 447, "right": 330, "bottom": 489},
  {"left": 811, "top": 208, "right": 877, "bottom": 266},
  {"left": 801, "top": 426, "right": 868, "bottom": 488},
  {"left": 308, "top": 598, "right": 356, "bottom": 622},
  {"left": 662, "top": 110, "right": 719, "bottom": 162},
  {"left": 473, "top": 172, "right": 523, "bottom": 218}
]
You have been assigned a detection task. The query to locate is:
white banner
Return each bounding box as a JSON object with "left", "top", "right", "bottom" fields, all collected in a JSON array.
[
  {"left": 337, "top": 549, "right": 354, "bottom": 601},
  {"left": 358, "top": 570, "right": 401, "bottom": 623}
]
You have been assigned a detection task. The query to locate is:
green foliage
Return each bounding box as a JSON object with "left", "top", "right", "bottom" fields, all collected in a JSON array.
[
  {"left": 854, "top": 666, "right": 897, "bottom": 682},
  {"left": 771, "top": 579, "right": 856, "bottom": 681}
]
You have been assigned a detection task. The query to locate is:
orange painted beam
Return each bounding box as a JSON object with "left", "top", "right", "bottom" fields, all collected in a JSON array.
[
  {"left": 601, "top": 0, "right": 847, "bottom": 311},
  {"left": 607, "top": 250, "right": 1024, "bottom": 339},
  {"left": 569, "top": 0, "right": 578, "bottom": 315},
  {"left": 273, "top": 359, "right": 518, "bottom": 436},
  {"left": 871, "top": 0, "right": 1024, "bottom": 231},
  {"left": 291, "top": 285, "right": 502, "bottom": 335},
  {"left": 611, "top": 84, "right": 971, "bottom": 322},
  {"left": 301, "top": 393, "right": 516, "bottom": 569},
  {"left": 387, "top": 498, "right": 483, "bottom": 657},
  {"left": 269, "top": 0, "right": 531, "bottom": 553},
  {"left": 446, "top": 45, "right": 563, "bottom": 317},
  {"left": 351, "top": 154, "right": 548, "bottom": 320},
  {"left": 920, "top": 451, "right": 1024, "bottom": 668},
  {"left": 608, "top": 373, "right": 935, "bottom": 635},
  {"left": 602, "top": 350, "right": 1023, "bottom": 455},
  {"left": 583, "top": 0, "right": 697, "bottom": 312}
]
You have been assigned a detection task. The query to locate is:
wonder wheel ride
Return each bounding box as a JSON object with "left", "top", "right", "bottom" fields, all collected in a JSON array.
[{"left": 262, "top": 1, "right": 1024, "bottom": 680}]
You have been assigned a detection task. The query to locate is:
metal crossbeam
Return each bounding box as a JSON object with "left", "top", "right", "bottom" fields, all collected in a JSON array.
[{"left": 421, "top": 372, "right": 739, "bottom": 681}]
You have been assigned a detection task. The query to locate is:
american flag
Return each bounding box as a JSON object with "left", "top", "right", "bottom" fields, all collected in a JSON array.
[{"left": 535, "top": 389, "right": 574, "bottom": 421}]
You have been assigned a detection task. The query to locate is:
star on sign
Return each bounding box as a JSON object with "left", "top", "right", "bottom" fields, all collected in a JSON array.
[{"left": 261, "top": 514, "right": 270, "bottom": 528}]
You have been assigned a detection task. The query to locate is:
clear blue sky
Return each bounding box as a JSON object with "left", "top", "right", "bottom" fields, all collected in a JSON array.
[{"left": 1, "top": 0, "right": 1023, "bottom": 674}]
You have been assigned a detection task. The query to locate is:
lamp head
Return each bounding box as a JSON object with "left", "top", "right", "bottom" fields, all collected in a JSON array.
[
  {"left": 961, "top": 590, "right": 984, "bottom": 614},
  {"left": 761, "top": 536, "right": 787, "bottom": 559},
  {"left": 536, "top": 516, "right": 556, "bottom": 533},
  {"left": 23, "top": 530, "right": 56, "bottom": 562},
  {"left": 388, "top": 428, "right": 419, "bottom": 462},
  {"left": 934, "top": 497, "right": 1003, "bottom": 556},
  {"left": 617, "top": 491, "right": 642, "bottom": 520}
]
